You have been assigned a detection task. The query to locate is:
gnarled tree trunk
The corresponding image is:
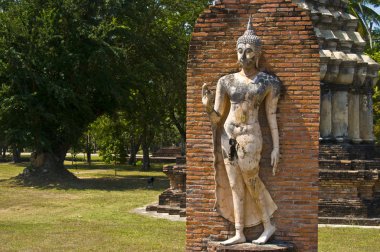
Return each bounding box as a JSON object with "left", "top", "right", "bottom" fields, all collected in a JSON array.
[{"left": 17, "top": 146, "right": 76, "bottom": 183}]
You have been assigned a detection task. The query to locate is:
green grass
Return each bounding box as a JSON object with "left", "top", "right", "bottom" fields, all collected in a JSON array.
[
  {"left": 1, "top": 161, "right": 380, "bottom": 251},
  {"left": 0, "top": 161, "right": 184, "bottom": 252},
  {"left": 318, "top": 227, "right": 380, "bottom": 252}
]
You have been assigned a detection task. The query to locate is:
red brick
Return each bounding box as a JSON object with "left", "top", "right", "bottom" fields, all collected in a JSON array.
[{"left": 186, "top": 1, "right": 319, "bottom": 251}]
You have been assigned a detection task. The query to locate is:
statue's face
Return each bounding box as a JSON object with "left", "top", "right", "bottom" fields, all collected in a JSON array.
[{"left": 237, "top": 43, "right": 258, "bottom": 68}]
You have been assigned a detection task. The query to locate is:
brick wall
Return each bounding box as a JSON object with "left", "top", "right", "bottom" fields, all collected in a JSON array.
[{"left": 186, "top": 0, "right": 320, "bottom": 251}]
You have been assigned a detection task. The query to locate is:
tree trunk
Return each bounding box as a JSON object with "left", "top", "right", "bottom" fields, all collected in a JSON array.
[
  {"left": 17, "top": 147, "right": 77, "bottom": 183},
  {"left": 180, "top": 137, "right": 186, "bottom": 156},
  {"left": 86, "top": 151, "right": 91, "bottom": 166},
  {"left": 12, "top": 146, "right": 21, "bottom": 163},
  {"left": 128, "top": 136, "right": 141, "bottom": 166},
  {"left": 1, "top": 146, "right": 6, "bottom": 159},
  {"left": 171, "top": 110, "right": 186, "bottom": 142},
  {"left": 119, "top": 141, "right": 127, "bottom": 164},
  {"left": 170, "top": 110, "right": 186, "bottom": 156},
  {"left": 141, "top": 142, "right": 150, "bottom": 171},
  {"left": 86, "top": 133, "right": 92, "bottom": 166}
]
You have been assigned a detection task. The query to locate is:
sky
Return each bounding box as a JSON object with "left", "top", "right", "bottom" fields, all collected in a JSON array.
[{"left": 370, "top": 5, "right": 380, "bottom": 29}]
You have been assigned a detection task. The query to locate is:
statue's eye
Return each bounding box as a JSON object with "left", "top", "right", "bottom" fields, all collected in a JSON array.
[
  {"left": 238, "top": 48, "right": 243, "bottom": 54},
  {"left": 245, "top": 48, "right": 253, "bottom": 53}
]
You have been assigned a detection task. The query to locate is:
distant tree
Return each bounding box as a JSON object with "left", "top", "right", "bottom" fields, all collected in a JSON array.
[
  {"left": 104, "top": 0, "right": 209, "bottom": 170},
  {"left": 89, "top": 114, "right": 130, "bottom": 165}
]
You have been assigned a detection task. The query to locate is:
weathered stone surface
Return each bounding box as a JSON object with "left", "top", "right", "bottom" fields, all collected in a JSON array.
[
  {"left": 292, "top": 0, "right": 380, "bottom": 225},
  {"left": 293, "top": 0, "right": 379, "bottom": 143},
  {"left": 146, "top": 157, "right": 186, "bottom": 216},
  {"left": 319, "top": 142, "right": 380, "bottom": 220},
  {"left": 207, "top": 241, "right": 295, "bottom": 252},
  {"left": 152, "top": 146, "right": 182, "bottom": 157}
]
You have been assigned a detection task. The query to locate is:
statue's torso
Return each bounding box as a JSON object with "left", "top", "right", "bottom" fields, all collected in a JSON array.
[{"left": 220, "top": 72, "right": 280, "bottom": 139}]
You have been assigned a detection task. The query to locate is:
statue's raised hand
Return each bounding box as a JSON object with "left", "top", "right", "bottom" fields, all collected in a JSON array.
[
  {"left": 271, "top": 148, "right": 280, "bottom": 176},
  {"left": 202, "top": 83, "right": 214, "bottom": 114}
]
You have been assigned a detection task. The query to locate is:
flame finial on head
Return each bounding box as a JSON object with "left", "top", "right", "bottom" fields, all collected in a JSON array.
[
  {"left": 236, "top": 16, "right": 261, "bottom": 50},
  {"left": 247, "top": 16, "right": 254, "bottom": 31}
]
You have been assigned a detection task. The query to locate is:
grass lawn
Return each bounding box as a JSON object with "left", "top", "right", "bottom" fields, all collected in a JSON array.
[
  {"left": 318, "top": 227, "right": 380, "bottom": 252},
  {"left": 0, "top": 161, "right": 184, "bottom": 252},
  {"left": 1, "top": 160, "right": 380, "bottom": 251}
]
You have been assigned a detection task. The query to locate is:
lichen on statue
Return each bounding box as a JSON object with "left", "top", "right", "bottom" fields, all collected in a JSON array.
[{"left": 202, "top": 17, "right": 281, "bottom": 245}]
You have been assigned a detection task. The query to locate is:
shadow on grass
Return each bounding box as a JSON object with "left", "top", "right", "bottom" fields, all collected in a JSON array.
[
  {"left": 66, "top": 163, "right": 166, "bottom": 173},
  {"left": 10, "top": 175, "right": 169, "bottom": 192},
  {"left": 2, "top": 160, "right": 170, "bottom": 191},
  {"left": 61, "top": 175, "right": 169, "bottom": 191}
]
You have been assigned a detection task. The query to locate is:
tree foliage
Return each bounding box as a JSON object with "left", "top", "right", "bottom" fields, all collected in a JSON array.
[
  {"left": 0, "top": 0, "right": 131, "bottom": 180},
  {"left": 370, "top": 51, "right": 380, "bottom": 143},
  {"left": 89, "top": 114, "right": 129, "bottom": 164},
  {"left": 86, "top": 0, "right": 209, "bottom": 170},
  {"left": 0, "top": 0, "right": 210, "bottom": 178},
  {"left": 349, "top": 0, "right": 380, "bottom": 48},
  {"left": 0, "top": 0, "right": 129, "bottom": 153}
]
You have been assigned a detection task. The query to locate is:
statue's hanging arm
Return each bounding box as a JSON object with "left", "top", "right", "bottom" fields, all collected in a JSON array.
[{"left": 265, "top": 86, "right": 280, "bottom": 175}]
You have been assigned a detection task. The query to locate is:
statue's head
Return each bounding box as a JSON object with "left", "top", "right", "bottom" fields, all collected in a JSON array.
[{"left": 236, "top": 17, "right": 261, "bottom": 69}]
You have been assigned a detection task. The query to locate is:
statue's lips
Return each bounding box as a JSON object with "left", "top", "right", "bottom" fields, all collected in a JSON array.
[{"left": 239, "top": 59, "right": 254, "bottom": 65}]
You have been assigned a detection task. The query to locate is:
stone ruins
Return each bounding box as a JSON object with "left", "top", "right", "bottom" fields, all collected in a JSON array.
[{"left": 292, "top": 0, "right": 380, "bottom": 225}]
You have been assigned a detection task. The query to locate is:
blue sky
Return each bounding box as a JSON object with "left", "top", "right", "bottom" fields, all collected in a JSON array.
[
  {"left": 374, "top": 5, "right": 380, "bottom": 14},
  {"left": 370, "top": 5, "right": 380, "bottom": 29}
]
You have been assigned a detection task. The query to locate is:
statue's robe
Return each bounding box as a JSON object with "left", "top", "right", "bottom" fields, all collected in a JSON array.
[{"left": 212, "top": 71, "right": 281, "bottom": 227}]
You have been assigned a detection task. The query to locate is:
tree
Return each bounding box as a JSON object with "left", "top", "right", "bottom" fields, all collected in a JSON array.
[
  {"left": 370, "top": 50, "right": 380, "bottom": 143},
  {"left": 0, "top": 0, "right": 128, "bottom": 181},
  {"left": 0, "top": 0, "right": 210, "bottom": 180},
  {"left": 348, "top": 0, "right": 380, "bottom": 48},
  {"left": 89, "top": 113, "right": 131, "bottom": 165},
  {"left": 112, "top": 0, "right": 209, "bottom": 170}
]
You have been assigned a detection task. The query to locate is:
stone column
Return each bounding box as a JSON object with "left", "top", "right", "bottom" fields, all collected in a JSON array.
[
  {"left": 347, "top": 54, "right": 367, "bottom": 143},
  {"left": 319, "top": 51, "right": 332, "bottom": 140},
  {"left": 320, "top": 84, "right": 332, "bottom": 139},
  {"left": 331, "top": 52, "right": 356, "bottom": 142},
  {"left": 348, "top": 87, "right": 361, "bottom": 143},
  {"left": 359, "top": 55, "right": 380, "bottom": 142},
  {"left": 359, "top": 95, "right": 374, "bottom": 143},
  {"left": 332, "top": 87, "right": 348, "bottom": 142}
]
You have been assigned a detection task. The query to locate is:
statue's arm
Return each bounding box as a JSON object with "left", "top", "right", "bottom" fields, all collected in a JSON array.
[
  {"left": 202, "top": 79, "right": 227, "bottom": 125},
  {"left": 265, "top": 84, "right": 280, "bottom": 175}
]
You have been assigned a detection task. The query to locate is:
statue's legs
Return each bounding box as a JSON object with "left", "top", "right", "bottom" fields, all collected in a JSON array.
[
  {"left": 242, "top": 175, "right": 276, "bottom": 244},
  {"left": 237, "top": 139, "right": 276, "bottom": 244},
  {"left": 221, "top": 158, "right": 247, "bottom": 245}
]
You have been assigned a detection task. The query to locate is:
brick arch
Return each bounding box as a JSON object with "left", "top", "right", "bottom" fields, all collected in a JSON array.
[{"left": 186, "top": 1, "right": 320, "bottom": 251}]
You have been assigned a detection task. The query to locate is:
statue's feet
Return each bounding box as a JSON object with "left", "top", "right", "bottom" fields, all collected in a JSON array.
[
  {"left": 220, "top": 234, "right": 246, "bottom": 246},
  {"left": 252, "top": 225, "right": 276, "bottom": 245}
]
